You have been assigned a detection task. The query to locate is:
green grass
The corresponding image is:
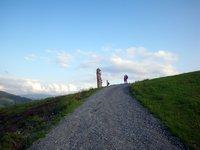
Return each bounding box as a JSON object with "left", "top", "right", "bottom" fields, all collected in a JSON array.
[
  {"left": 130, "top": 71, "right": 200, "bottom": 150},
  {"left": 0, "top": 88, "right": 97, "bottom": 150}
]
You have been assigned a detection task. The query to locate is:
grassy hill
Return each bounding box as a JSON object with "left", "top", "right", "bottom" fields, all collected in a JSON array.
[
  {"left": 130, "top": 71, "right": 200, "bottom": 149},
  {"left": 0, "top": 91, "right": 32, "bottom": 107},
  {"left": 0, "top": 88, "right": 97, "bottom": 150}
]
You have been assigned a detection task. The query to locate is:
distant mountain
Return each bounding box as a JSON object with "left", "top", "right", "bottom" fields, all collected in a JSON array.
[
  {"left": 0, "top": 91, "right": 32, "bottom": 107},
  {"left": 21, "top": 93, "right": 54, "bottom": 100}
]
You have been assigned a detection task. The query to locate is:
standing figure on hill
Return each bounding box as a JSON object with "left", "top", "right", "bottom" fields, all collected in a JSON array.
[
  {"left": 106, "top": 80, "right": 110, "bottom": 87},
  {"left": 96, "top": 68, "right": 102, "bottom": 88},
  {"left": 124, "top": 74, "right": 128, "bottom": 83}
]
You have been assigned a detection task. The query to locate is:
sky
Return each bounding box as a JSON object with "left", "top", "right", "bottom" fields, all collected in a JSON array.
[{"left": 0, "top": 0, "right": 200, "bottom": 95}]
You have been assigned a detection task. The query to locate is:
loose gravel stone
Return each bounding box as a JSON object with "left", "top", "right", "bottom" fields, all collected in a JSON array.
[{"left": 29, "top": 84, "right": 187, "bottom": 150}]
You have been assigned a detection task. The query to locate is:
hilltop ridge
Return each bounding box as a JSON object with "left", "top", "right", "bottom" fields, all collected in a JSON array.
[{"left": 0, "top": 91, "right": 32, "bottom": 107}]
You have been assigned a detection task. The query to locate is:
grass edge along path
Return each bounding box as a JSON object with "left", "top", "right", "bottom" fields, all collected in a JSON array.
[
  {"left": 130, "top": 71, "right": 200, "bottom": 150},
  {"left": 0, "top": 88, "right": 97, "bottom": 150}
]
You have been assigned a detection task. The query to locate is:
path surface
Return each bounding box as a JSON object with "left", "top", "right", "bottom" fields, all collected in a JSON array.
[{"left": 29, "top": 84, "right": 186, "bottom": 150}]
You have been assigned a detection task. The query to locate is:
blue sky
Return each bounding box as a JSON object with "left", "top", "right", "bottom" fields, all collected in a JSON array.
[{"left": 0, "top": 0, "right": 199, "bottom": 95}]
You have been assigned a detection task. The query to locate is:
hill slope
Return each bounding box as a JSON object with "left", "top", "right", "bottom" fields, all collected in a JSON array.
[
  {"left": 0, "top": 91, "right": 32, "bottom": 107},
  {"left": 131, "top": 71, "right": 200, "bottom": 149},
  {"left": 29, "top": 84, "right": 185, "bottom": 150},
  {"left": 0, "top": 88, "right": 96, "bottom": 150}
]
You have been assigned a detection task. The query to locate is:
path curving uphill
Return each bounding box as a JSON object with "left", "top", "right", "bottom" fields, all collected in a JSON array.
[{"left": 29, "top": 84, "right": 186, "bottom": 150}]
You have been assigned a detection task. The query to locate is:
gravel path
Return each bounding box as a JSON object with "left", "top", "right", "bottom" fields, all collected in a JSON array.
[{"left": 29, "top": 84, "right": 186, "bottom": 150}]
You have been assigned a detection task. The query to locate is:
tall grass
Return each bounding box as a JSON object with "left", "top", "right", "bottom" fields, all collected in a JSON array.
[{"left": 130, "top": 71, "right": 200, "bottom": 149}]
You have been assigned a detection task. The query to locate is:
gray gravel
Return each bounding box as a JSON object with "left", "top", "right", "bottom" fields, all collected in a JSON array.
[{"left": 29, "top": 84, "right": 187, "bottom": 150}]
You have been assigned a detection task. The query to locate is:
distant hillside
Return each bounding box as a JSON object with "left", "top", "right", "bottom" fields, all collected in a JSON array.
[
  {"left": 131, "top": 71, "right": 200, "bottom": 149},
  {"left": 21, "top": 93, "right": 54, "bottom": 100},
  {"left": 0, "top": 91, "right": 32, "bottom": 107}
]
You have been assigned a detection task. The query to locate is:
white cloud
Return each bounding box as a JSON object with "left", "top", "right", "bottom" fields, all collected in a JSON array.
[
  {"left": 24, "top": 50, "right": 73, "bottom": 68},
  {"left": 152, "top": 50, "right": 177, "bottom": 62},
  {"left": 77, "top": 49, "right": 105, "bottom": 69},
  {"left": 57, "top": 52, "right": 72, "bottom": 68},
  {"left": 68, "top": 84, "right": 77, "bottom": 91},
  {"left": 76, "top": 49, "right": 99, "bottom": 59},
  {"left": 0, "top": 76, "right": 78, "bottom": 95},
  {"left": 126, "top": 47, "right": 146, "bottom": 57},
  {"left": 24, "top": 54, "right": 37, "bottom": 61},
  {"left": 77, "top": 47, "right": 178, "bottom": 83},
  {"left": 0, "top": 85, "right": 4, "bottom": 90},
  {"left": 125, "top": 47, "right": 177, "bottom": 63},
  {"left": 77, "top": 49, "right": 93, "bottom": 56},
  {"left": 24, "top": 53, "right": 51, "bottom": 66},
  {"left": 107, "top": 51, "right": 177, "bottom": 80}
]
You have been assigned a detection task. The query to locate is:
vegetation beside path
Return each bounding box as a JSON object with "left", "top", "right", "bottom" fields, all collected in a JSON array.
[
  {"left": 130, "top": 71, "right": 200, "bottom": 149},
  {"left": 0, "top": 88, "right": 97, "bottom": 150}
]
